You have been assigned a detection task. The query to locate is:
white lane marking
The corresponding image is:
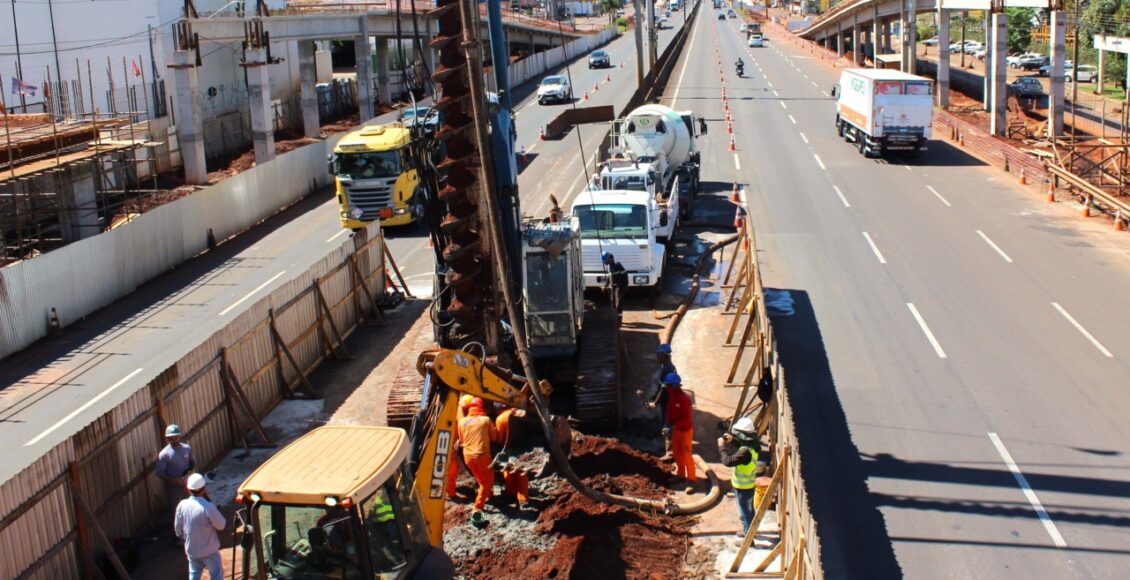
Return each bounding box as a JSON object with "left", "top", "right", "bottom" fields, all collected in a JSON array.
[
  {"left": 734, "top": 154, "right": 741, "bottom": 170},
  {"left": 813, "top": 154, "right": 826, "bottom": 171},
  {"left": 988, "top": 432, "right": 1069, "bottom": 548},
  {"left": 822, "top": 91, "right": 831, "bottom": 97},
  {"left": 767, "top": 80, "right": 774, "bottom": 88},
  {"left": 811, "top": 81, "right": 819, "bottom": 88},
  {"left": 833, "top": 186, "right": 850, "bottom": 207},
  {"left": 862, "top": 232, "right": 887, "bottom": 264},
  {"left": 780, "top": 101, "right": 788, "bottom": 110},
  {"left": 324, "top": 229, "right": 349, "bottom": 244},
  {"left": 670, "top": 6, "right": 701, "bottom": 108},
  {"left": 803, "top": 73, "right": 809, "bottom": 79},
  {"left": 26, "top": 368, "right": 145, "bottom": 447},
  {"left": 788, "top": 114, "right": 797, "bottom": 125},
  {"left": 773, "top": 90, "right": 780, "bottom": 97},
  {"left": 926, "top": 185, "right": 952, "bottom": 207},
  {"left": 525, "top": 142, "right": 538, "bottom": 154},
  {"left": 904, "top": 165, "right": 912, "bottom": 171},
  {"left": 1052, "top": 302, "right": 1114, "bottom": 357},
  {"left": 907, "top": 303, "right": 947, "bottom": 358},
  {"left": 219, "top": 270, "right": 288, "bottom": 316},
  {"left": 976, "top": 230, "right": 1014, "bottom": 263},
  {"left": 799, "top": 132, "right": 809, "bottom": 143}
]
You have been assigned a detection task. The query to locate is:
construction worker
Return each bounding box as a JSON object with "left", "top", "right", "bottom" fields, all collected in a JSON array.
[
  {"left": 718, "top": 416, "right": 764, "bottom": 536},
  {"left": 458, "top": 397, "right": 498, "bottom": 513},
  {"left": 641, "top": 344, "right": 678, "bottom": 460},
  {"left": 492, "top": 406, "right": 525, "bottom": 445},
  {"left": 601, "top": 252, "right": 629, "bottom": 314},
  {"left": 156, "top": 424, "right": 195, "bottom": 543},
  {"left": 446, "top": 395, "right": 475, "bottom": 501},
  {"left": 174, "top": 473, "right": 225, "bottom": 580},
  {"left": 501, "top": 457, "right": 532, "bottom": 511},
  {"left": 660, "top": 373, "right": 696, "bottom": 493}
]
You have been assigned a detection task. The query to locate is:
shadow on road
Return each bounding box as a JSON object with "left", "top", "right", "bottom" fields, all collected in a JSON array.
[
  {"left": 900, "top": 139, "right": 989, "bottom": 168},
  {"left": 769, "top": 289, "right": 902, "bottom": 578}
]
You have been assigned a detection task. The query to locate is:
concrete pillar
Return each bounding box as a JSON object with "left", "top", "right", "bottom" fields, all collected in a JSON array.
[
  {"left": 1097, "top": 49, "right": 1106, "bottom": 96},
  {"left": 55, "top": 163, "right": 98, "bottom": 242},
  {"left": 982, "top": 12, "right": 990, "bottom": 110},
  {"left": 245, "top": 47, "right": 275, "bottom": 165},
  {"left": 298, "top": 41, "right": 320, "bottom": 139},
  {"left": 872, "top": 7, "right": 881, "bottom": 67},
  {"left": 882, "top": 22, "right": 892, "bottom": 53},
  {"left": 172, "top": 50, "right": 207, "bottom": 185},
  {"left": 907, "top": 0, "right": 916, "bottom": 74},
  {"left": 937, "top": 8, "right": 950, "bottom": 109},
  {"left": 375, "top": 38, "right": 391, "bottom": 106},
  {"left": 355, "top": 22, "right": 374, "bottom": 122},
  {"left": 1049, "top": 10, "right": 1065, "bottom": 138},
  {"left": 853, "top": 17, "right": 862, "bottom": 65},
  {"left": 837, "top": 23, "right": 845, "bottom": 57},
  {"left": 989, "top": 12, "right": 1007, "bottom": 136},
  {"left": 824, "top": 35, "right": 831, "bottom": 51}
]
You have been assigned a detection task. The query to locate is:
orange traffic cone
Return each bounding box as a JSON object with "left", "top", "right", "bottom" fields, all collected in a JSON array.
[
  {"left": 1082, "top": 196, "right": 1092, "bottom": 218},
  {"left": 583, "top": 90, "right": 589, "bottom": 101},
  {"left": 727, "top": 122, "right": 733, "bottom": 135},
  {"left": 1019, "top": 168, "right": 1026, "bottom": 186},
  {"left": 730, "top": 183, "right": 740, "bottom": 203},
  {"left": 605, "top": 73, "right": 611, "bottom": 83},
  {"left": 539, "top": 126, "right": 545, "bottom": 140},
  {"left": 729, "top": 134, "right": 736, "bottom": 152},
  {"left": 593, "top": 82, "right": 599, "bottom": 92},
  {"left": 1116, "top": 210, "right": 1126, "bottom": 231},
  {"left": 1046, "top": 181, "right": 1055, "bottom": 202}
]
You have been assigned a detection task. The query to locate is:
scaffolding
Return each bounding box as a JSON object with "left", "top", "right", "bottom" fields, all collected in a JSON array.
[{"left": 2, "top": 59, "right": 167, "bottom": 266}]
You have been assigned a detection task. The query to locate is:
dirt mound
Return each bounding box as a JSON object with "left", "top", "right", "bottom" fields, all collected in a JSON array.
[{"left": 452, "top": 436, "right": 693, "bottom": 579}]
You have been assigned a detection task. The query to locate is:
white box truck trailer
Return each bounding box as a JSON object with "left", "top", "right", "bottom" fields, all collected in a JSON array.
[{"left": 832, "top": 69, "right": 933, "bottom": 157}]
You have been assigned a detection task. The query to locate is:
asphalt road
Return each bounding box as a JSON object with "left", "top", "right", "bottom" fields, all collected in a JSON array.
[
  {"left": 669, "top": 11, "right": 1130, "bottom": 578},
  {"left": 0, "top": 20, "right": 685, "bottom": 488}
]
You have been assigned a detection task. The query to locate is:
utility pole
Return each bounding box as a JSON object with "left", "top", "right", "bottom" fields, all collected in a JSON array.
[
  {"left": 1071, "top": 0, "right": 1080, "bottom": 138},
  {"left": 647, "top": 0, "right": 657, "bottom": 71},
  {"left": 960, "top": 11, "right": 967, "bottom": 69},
  {"left": 47, "top": 0, "right": 63, "bottom": 114},
  {"left": 9, "top": 0, "right": 27, "bottom": 112},
  {"left": 631, "top": 0, "right": 645, "bottom": 85}
]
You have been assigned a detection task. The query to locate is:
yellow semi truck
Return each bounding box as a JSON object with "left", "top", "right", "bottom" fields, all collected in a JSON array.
[{"left": 329, "top": 124, "right": 422, "bottom": 229}]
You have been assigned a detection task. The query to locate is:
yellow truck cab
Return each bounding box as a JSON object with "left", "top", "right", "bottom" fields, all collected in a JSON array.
[
  {"left": 236, "top": 426, "right": 453, "bottom": 579},
  {"left": 329, "top": 124, "right": 421, "bottom": 229}
]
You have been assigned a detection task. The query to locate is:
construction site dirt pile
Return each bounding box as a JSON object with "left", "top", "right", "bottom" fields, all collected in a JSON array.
[{"left": 453, "top": 435, "right": 695, "bottom": 579}]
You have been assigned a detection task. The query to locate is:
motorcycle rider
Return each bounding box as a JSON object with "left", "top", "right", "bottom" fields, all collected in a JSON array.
[{"left": 735, "top": 58, "right": 744, "bottom": 77}]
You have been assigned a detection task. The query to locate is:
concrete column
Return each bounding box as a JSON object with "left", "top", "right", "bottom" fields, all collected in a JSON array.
[
  {"left": 989, "top": 12, "right": 1007, "bottom": 136},
  {"left": 355, "top": 24, "right": 374, "bottom": 122},
  {"left": 375, "top": 38, "right": 391, "bottom": 106},
  {"left": 298, "top": 41, "right": 320, "bottom": 139},
  {"left": 55, "top": 163, "right": 98, "bottom": 242},
  {"left": 837, "top": 23, "right": 845, "bottom": 57},
  {"left": 1049, "top": 10, "right": 1065, "bottom": 138},
  {"left": 172, "top": 50, "right": 207, "bottom": 185},
  {"left": 899, "top": 0, "right": 907, "bottom": 71},
  {"left": 853, "top": 17, "right": 862, "bottom": 65},
  {"left": 244, "top": 47, "right": 275, "bottom": 165},
  {"left": 882, "top": 22, "right": 892, "bottom": 53},
  {"left": 907, "top": 0, "right": 916, "bottom": 74},
  {"left": 982, "top": 12, "right": 990, "bottom": 110},
  {"left": 872, "top": 7, "right": 881, "bottom": 67},
  {"left": 824, "top": 35, "right": 831, "bottom": 51},
  {"left": 937, "top": 8, "right": 950, "bottom": 109},
  {"left": 1097, "top": 49, "right": 1106, "bottom": 96}
]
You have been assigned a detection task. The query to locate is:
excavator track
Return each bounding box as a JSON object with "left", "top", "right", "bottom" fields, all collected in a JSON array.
[{"left": 573, "top": 302, "right": 622, "bottom": 432}]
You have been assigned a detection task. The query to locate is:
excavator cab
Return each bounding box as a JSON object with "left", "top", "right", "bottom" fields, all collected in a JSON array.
[
  {"left": 520, "top": 216, "right": 585, "bottom": 360},
  {"left": 237, "top": 426, "right": 453, "bottom": 579}
]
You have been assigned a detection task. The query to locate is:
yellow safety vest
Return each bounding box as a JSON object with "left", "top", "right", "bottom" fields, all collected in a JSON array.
[
  {"left": 732, "top": 447, "right": 758, "bottom": 490},
  {"left": 369, "top": 498, "right": 395, "bottom": 523}
]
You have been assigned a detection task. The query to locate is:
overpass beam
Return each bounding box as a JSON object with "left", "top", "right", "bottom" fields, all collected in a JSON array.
[
  {"left": 989, "top": 11, "right": 1007, "bottom": 136},
  {"left": 936, "top": 8, "right": 950, "bottom": 108},
  {"left": 172, "top": 49, "right": 207, "bottom": 185},
  {"left": 245, "top": 48, "right": 276, "bottom": 165},
  {"left": 1049, "top": 10, "right": 1066, "bottom": 138},
  {"left": 299, "top": 41, "right": 320, "bottom": 139},
  {"left": 375, "top": 38, "right": 391, "bottom": 106},
  {"left": 355, "top": 23, "right": 374, "bottom": 122}
]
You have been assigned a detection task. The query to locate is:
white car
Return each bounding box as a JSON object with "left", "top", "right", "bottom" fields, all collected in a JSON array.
[
  {"left": 1007, "top": 52, "right": 1042, "bottom": 68},
  {"left": 963, "top": 41, "right": 984, "bottom": 55},
  {"left": 537, "top": 75, "right": 572, "bottom": 105},
  {"left": 922, "top": 37, "right": 938, "bottom": 46},
  {"left": 748, "top": 34, "right": 764, "bottom": 47}
]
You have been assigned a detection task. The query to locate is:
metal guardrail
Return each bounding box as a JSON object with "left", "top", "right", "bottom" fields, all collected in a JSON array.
[{"left": 1046, "top": 162, "right": 1130, "bottom": 226}]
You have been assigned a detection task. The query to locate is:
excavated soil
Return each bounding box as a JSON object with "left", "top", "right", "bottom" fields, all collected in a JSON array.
[{"left": 452, "top": 435, "right": 694, "bottom": 580}]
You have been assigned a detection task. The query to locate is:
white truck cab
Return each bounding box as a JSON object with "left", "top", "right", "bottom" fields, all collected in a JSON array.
[
  {"left": 595, "top": 157, "right": 678, "bottom": 240},
  {"left": 571, "top": 189, "right": 666, "bottom": 289}
]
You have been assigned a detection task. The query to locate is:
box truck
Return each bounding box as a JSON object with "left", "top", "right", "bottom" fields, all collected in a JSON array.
[{"left": 831, "top": 69, "right": 933, "bottom": 157}]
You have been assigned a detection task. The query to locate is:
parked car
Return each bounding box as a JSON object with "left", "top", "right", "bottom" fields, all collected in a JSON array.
[
  {"left": 1007, "top": 52, "right": 1043, "bottom": 68},
  {"left": 1009, "top": 77, "right": 1044, "bottom": 98},
  {"left": 740, "top": 23, "right": 749, "bottom": 32},
  {"left": 588, "top": 50, "right": 611, "bottom": 69},
  {"left": 922, "top": 37, "right": 939, "bottom": 46},
  {"left": 974, "top": 47, "right": 988, "bottom": 60},
  {"left": 963, "top": 41, "right": 984, "bottom": 55},
  {"left": 1037, "top": 59, "right": 1074, "bottom": 76},
  {"left": 1019, "top": 54, "right": 1049, "bottom": 71},
  {"left": 537, "top": 75, "right": 572, "bottom": 104},
  {"left": 1068, "top": 64, "right": 1099, "bottom": 82},
  {"left": 949, "top": 40, "right": 979, "bottom": 54}
]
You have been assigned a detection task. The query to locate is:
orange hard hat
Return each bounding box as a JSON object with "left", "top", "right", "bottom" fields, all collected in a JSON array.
[{"left": 468, "top": 397, "right": 485, "bottom": 410}]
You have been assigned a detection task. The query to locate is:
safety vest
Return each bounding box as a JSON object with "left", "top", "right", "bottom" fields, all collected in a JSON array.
[
  {"left": 369, "top": 498, "right": 395, "bottom": 523},
  {"left": 732, "top": 447, "right": 758, "bottom": 490}
]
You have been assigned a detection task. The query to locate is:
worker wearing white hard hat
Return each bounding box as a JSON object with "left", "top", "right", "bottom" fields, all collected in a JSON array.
[
  {"left": 156, "top": 423, "right": 195, "bottom": 543},
  {"left": 174, "top": 473, "right": 226, "bottom": 580},
  {"left": 718, "top": 416, "right": 766, "bottom": 536}
]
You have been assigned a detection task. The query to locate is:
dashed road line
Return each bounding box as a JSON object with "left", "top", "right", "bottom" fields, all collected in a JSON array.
[
  {"left": 988, "top": 432, "right": 1068, "bottom": 548},
  {"left": 734, "top": 154, "right": 741, "bottom": 170},
  {"left": 219, "top": 271, "right": 288, "bottom": 316},
  {"left": 780, "top": 101, "right": 787, "bottom": 110},
  {"left": 1052, "top": 302, "right": 1114, "bottom": 357},
  {"left": 788, "top": 114, "right": 797, "bottom": 124},
  {"left": 799, "top": 132, "right": 809, "bottom": 143},
  {"left": 926, "top": 185, "right": 952, "bottom": 207},
  {"left": 976, "top": 230, "right": 1014, "bottom": 263},
  {"left": 862, "top": 232, "right": 887, "bottom": 264},
  {"left": 813, "top": 154, "right": 826, "bottom": 171},
  {"left": 26, "top": 368, "right": 146, "bottom": 447},
  {"left": 907, "top": 303, "right": 947, "bottom": 358},
  {"left": 833, "top": 185, "right": 850, "bottom": 207}
]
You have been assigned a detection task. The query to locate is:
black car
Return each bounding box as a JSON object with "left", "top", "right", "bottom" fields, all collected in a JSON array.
[
  {"left": 588, "top": 50, "right": 611, "bottom": 69},
  {"left": 1009, "top": 77, "right": 1044, "bottom": 98},
  {"left": 718, "top": 12, "right": 726, "bottom": 19},
  {"left": 1018, "top": 55, "right": 1048, "bottom": 71}
]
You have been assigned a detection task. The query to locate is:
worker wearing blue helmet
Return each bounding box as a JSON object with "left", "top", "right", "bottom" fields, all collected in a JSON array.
[
  {"left": 640, "top": 344, "right": 679, "bottom": 460},
  {"left": 601, "top": 252, "right": 629, "bottom": 314}
]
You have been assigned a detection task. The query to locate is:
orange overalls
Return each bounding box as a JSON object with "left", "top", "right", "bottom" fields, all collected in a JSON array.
[
  {"left": 458, "top": 408, "right": 498, "bottom": 510},
  {"left": 664, "top": 386, "right": 695, "bottom": 481}
]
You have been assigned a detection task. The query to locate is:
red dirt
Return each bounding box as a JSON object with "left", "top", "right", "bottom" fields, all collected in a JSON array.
[{"left": 457, "top": 436, "right": 694, "bottom": 579}]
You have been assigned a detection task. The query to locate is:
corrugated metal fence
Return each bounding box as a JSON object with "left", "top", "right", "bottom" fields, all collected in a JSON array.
[
  {"left": 0, "top": 222, "right": 386, "bottom": 579},
  {"left": 0, "top": 130, "right": 352, "bottom": 361}
]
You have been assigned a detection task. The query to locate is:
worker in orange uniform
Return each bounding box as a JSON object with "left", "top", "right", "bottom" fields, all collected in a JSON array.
[
  {"left": 501, "top": 457, "right": 531, "bottom": 511},
  {"left": 492, "top": 406, "right": 525, "bottom": 446},
  {"left": 458, "top": 397, "right": 498, "bottom": 513},
  {"left": 660, "top": 373, "right": 696, "bottom": 494},
  {"left": 446, "top": 395, "right": 475, "bottom": 501}
]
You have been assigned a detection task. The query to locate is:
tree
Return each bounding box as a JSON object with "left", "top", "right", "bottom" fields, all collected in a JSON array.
[{"left": 1006, "top": 8, "right": 1036, "bottom": 54}]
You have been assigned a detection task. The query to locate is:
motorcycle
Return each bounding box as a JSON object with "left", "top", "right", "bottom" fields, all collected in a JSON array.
[{"left": 735, "top": 62, "right": 744, "bottom": 77}]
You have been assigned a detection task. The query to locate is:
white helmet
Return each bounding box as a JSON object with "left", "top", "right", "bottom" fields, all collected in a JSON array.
[
  {"left": 186, "top": 473, "right": 207, "bottom": 491},
  {"left": 732, "top": 417, "right": 755, "bottom": 436}
]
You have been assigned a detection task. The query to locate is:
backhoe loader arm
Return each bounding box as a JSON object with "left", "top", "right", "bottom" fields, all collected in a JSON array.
[{"left": 410, "top": 349, "right": 548, "bottom": 547}]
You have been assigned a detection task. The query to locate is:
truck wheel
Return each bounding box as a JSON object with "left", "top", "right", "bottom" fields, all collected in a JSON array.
[
  {"left": 836, "top": 119, "right": 844, "bottom": 137},
  {"left": 858, "top": 135, "right": 867, "bottom": 156}
]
